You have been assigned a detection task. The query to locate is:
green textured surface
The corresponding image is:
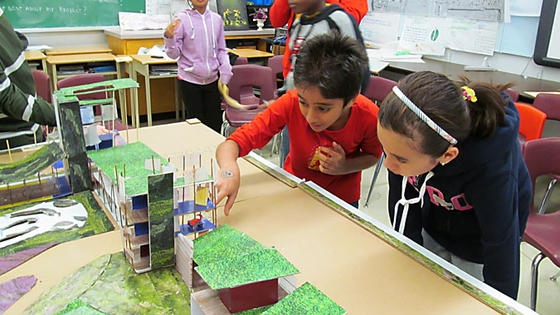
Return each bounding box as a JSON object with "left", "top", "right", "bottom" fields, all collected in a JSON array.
[
  {"left": 88, "top": 142, "right": 169, "bottom": 197},
  {"left": 55, "top": 79, "right": 139, "bottom": 104},
  {"left": 262, "top": 282, "right": 344, "bottom": 315},
  {"left": 148, "top": 173, "right": 175, "bottom": 269},
  {"left": 193, "top": 224, "right": 266, "bottom": 266},
  {"left": 58, "top": 99, "right": 91, "bottom": 193},
  {"left": 195, "top": 248, "right": 298, "bottom": 290},
  {"left": 57, "top": 299, "right": 105, "bottom": 314},
  {"left": 0, "top": 191, "right": 114, "bottom": 256},
  {"left": 26, "top": 253, "right": 190, "bottom": 314},
  {"left": 0, "top": 142, "right": 63, "bottom": 183},
  {"left": 88, "top": 142, "right": 213, "bottom": 197},
  {"left": 235, "top": 305, "right": 271, "bottom": 314}
]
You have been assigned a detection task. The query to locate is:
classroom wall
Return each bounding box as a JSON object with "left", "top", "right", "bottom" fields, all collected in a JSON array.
[{"left": 18, "top": 25, "right": 560, "bottom": 84}]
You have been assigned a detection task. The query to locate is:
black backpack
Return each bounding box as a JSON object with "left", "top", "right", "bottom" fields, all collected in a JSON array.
[{"left": 290, "top": 5, "right": 370, "bottom": 93}]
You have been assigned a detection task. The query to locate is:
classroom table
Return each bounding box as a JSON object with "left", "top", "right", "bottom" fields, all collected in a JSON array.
[
  {"left": 229, "top": 48, "right": 275, "bottom": 65},
  {"left": 45, "top": 52, "right": 119, "bottom": 91},
  {"left": 382, "top": 58, "right": 560, "bottom": 101},
  {"left": 46, "top": 52, "right": 132, "bottom": 124},
  {"left": 523, "top": 91, "right": 560, "bottom": 99},
  {"left": 45, "top": 45, "right": 112, "bottom": 56},
  {"left": 24, "top": 50, "right": 47, "bottom": 72},
  {"left": 0, "top": 122, "right": 534, "bottom": 314},
  {"left": 128, "top": 54, "right": 182, "bottom": 127}
]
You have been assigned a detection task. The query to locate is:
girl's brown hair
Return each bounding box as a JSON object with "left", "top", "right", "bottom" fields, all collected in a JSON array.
[{"left": 378, "top": 71, "right": 511, "bottom": 158}]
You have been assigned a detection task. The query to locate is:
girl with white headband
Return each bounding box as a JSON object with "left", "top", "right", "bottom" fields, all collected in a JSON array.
[
  {"left": 377, "top": 71, "right": 531, "bottom": 299},
  {"left": 164, "top": 0, "right": 232, "bottom": 132}
]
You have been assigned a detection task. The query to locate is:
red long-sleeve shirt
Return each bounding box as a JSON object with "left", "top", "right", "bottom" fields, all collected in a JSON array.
[
  {"left": 269, "top": 0, "right": 368, "bottom": 77},
  {"left": 228, "top": 89, "right": 382, "bottom": 203}
]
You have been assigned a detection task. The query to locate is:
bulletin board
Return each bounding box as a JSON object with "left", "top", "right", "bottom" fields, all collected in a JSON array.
[{"left": 369, "top": 0, "right": 543, "bottom": 58}]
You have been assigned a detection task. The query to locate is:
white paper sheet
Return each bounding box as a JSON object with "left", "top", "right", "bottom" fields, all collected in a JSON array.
[
  {"left": 359, "top": 12, "right": 400, "bottom": 46},
  {"left": 118, "top": 12, "right": 170, "bottom": 31},
  {"left": 510, "top": 0, "right": 542, "bottom": 17},
  {"left": 146, "top": 0, "right": 187, "bottom": 17},
  {"left": 447, "top": 19, "right": 499, "bottom": 56},
  {"left": 399, "top": 16, "right": 447, "bottom": 56}
]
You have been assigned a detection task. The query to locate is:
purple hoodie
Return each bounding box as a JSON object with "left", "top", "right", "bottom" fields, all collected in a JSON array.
[{"left": 164, "top": 9, "right": 232, "bottom": 85}]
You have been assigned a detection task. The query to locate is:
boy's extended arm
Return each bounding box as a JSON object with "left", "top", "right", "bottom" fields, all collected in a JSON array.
[{"left": 215, "top": 139, "right": 241, "bottom": 215}]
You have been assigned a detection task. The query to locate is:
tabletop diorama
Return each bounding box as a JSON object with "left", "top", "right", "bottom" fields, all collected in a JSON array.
[{"left": 0, "top": 79, "right": 346, "bottom": 314}]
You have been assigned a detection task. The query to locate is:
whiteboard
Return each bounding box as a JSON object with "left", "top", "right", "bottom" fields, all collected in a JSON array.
[{"left": 534, "top": 0, "right": 560, "bottom": 67}]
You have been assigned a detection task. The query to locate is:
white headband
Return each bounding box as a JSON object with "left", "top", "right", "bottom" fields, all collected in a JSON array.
[{"left": 392, "top": 86, "right": 458, "bottom": 145}]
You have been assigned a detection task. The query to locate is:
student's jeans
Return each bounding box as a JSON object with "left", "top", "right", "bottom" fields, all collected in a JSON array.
[
  {"left": 422, "top": 230, "right": 484, "bottom": 281},
  {"left": 179, "top": 79, "right": 222, "bottom": 133}
]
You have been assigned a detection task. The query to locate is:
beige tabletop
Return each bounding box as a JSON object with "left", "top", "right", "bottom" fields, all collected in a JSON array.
[
  {"left": 1, "top": 122, "right": 511, "bottom": 314},
  {"left": 130, "top": 54, "right": 178, "bottom": 65},
  {"left": 45, "top": 45, "right": 112, "bottom": 56},
  {"left": 23, "top": 50, "right": 46, "bottom": 61},
  {"left": 229, "top": 48, "right": 274, "bottom": 59},
  {"left": 46, "top": 52, "right": 116, "bottom": 65}
]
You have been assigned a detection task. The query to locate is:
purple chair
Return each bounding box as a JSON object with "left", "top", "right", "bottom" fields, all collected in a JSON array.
[
  {"left": 532, "top": 93, "right": 560, "bottom": 213},
  {"left": 221, "top": 64, "right": 275, "bottom": 136},
  {"left": 32, "top": 70, "right": 51, "bottom": 103},
  {"left": 522, "top": 137, "right": 560, "bottom": 311},
  {"left": 58, "top": 73, "right": 130, "bottom": 131},
  {"left": 234, "top": 56, "right": 248, "bottom": 65},
  {"left": 267, "top": 55, "right": 284, "bottom": 92},
  {"left": 363, "top": 76, "right": 397, "bottom": 207},
  {"left": 364, "top": 75, "right": 397, "bottom": 105}
]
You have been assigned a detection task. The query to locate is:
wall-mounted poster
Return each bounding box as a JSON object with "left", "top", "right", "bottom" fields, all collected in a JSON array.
[{"left": 217, "top": 0, "right": 249, "bottom": 30}]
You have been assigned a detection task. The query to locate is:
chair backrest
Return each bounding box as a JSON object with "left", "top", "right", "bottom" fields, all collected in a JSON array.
[
  {"left": 32, "top": 70, "right": 51, "bottom": 103},
  {"left": 533, "top": 93, "right": 560, "bottom": 121},
  {"left": 227, "top": 64, "right": 276, "bottom": 104},
  {"left": 505, "top": 88, "right": 520, "bottom": 102},
  {"left": 515, "top": 102, "right": 547, "bottom": 142},
  {"left": 267, "top": 55, "right": 283, "bottom": 80},
  {"left": 364, "top": 76, "right": 397, "bottom": 103},
  {"left": 57, "top": 73, "right": 109, "bottom": 101},
  {"left": 234, "top": 56, "right": 248, "bottom": 65},
  {"left": 523, "top": 137, "right": 560, "bottom": 212}
]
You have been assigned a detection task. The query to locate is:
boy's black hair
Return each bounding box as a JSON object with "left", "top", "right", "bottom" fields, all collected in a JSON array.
[{"left": 293, "top": 31, "right": 368, "bottom": 106}]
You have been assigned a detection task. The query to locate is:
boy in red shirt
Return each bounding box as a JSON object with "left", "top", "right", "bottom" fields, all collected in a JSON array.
[{"left": 216, "top": 33, "right": 382, "bottom": 214}]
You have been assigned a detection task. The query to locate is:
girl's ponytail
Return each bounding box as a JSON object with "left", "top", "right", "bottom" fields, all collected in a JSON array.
[{"left": 461, "top": 79, "right": 510, "bottom": 138}]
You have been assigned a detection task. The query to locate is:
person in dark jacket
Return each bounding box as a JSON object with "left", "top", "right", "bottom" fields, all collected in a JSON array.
[
  {"left": 0, "top": 8, "right": 56, "bottom": 149},
  {"left": 377, "top": 71, "right": 531, "bottom": 299}
]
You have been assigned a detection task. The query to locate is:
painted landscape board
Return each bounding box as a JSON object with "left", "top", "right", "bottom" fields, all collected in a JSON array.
[
  {"left": 26, "top": 253, "right": 190, "bottom": 314},
  {"left": 0, "top": 142, "right": 64, "bottom": 183},
  {"left": 193, "top": 224, "right": 266, "bottom": 266},
  {"left": 0, "top": 191, "right": 114, "bottom": 257},
  {"left": 57, "top": 99, "right": 91, "bottom": 193},
  {"left": 148, "top": 173, "right": 175, "bottom": 269},
  {"left": 0, "top": 276, "right": 37, "bottom": 312},
  {"left": 57, "top": 299, "right": 105, "bottom": 315},
  {"left": 262, "top": 282, "right": 345, "bottom": 315},
  {"left": 195, "top": 248, "right": 298, "bottom": 290}
]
